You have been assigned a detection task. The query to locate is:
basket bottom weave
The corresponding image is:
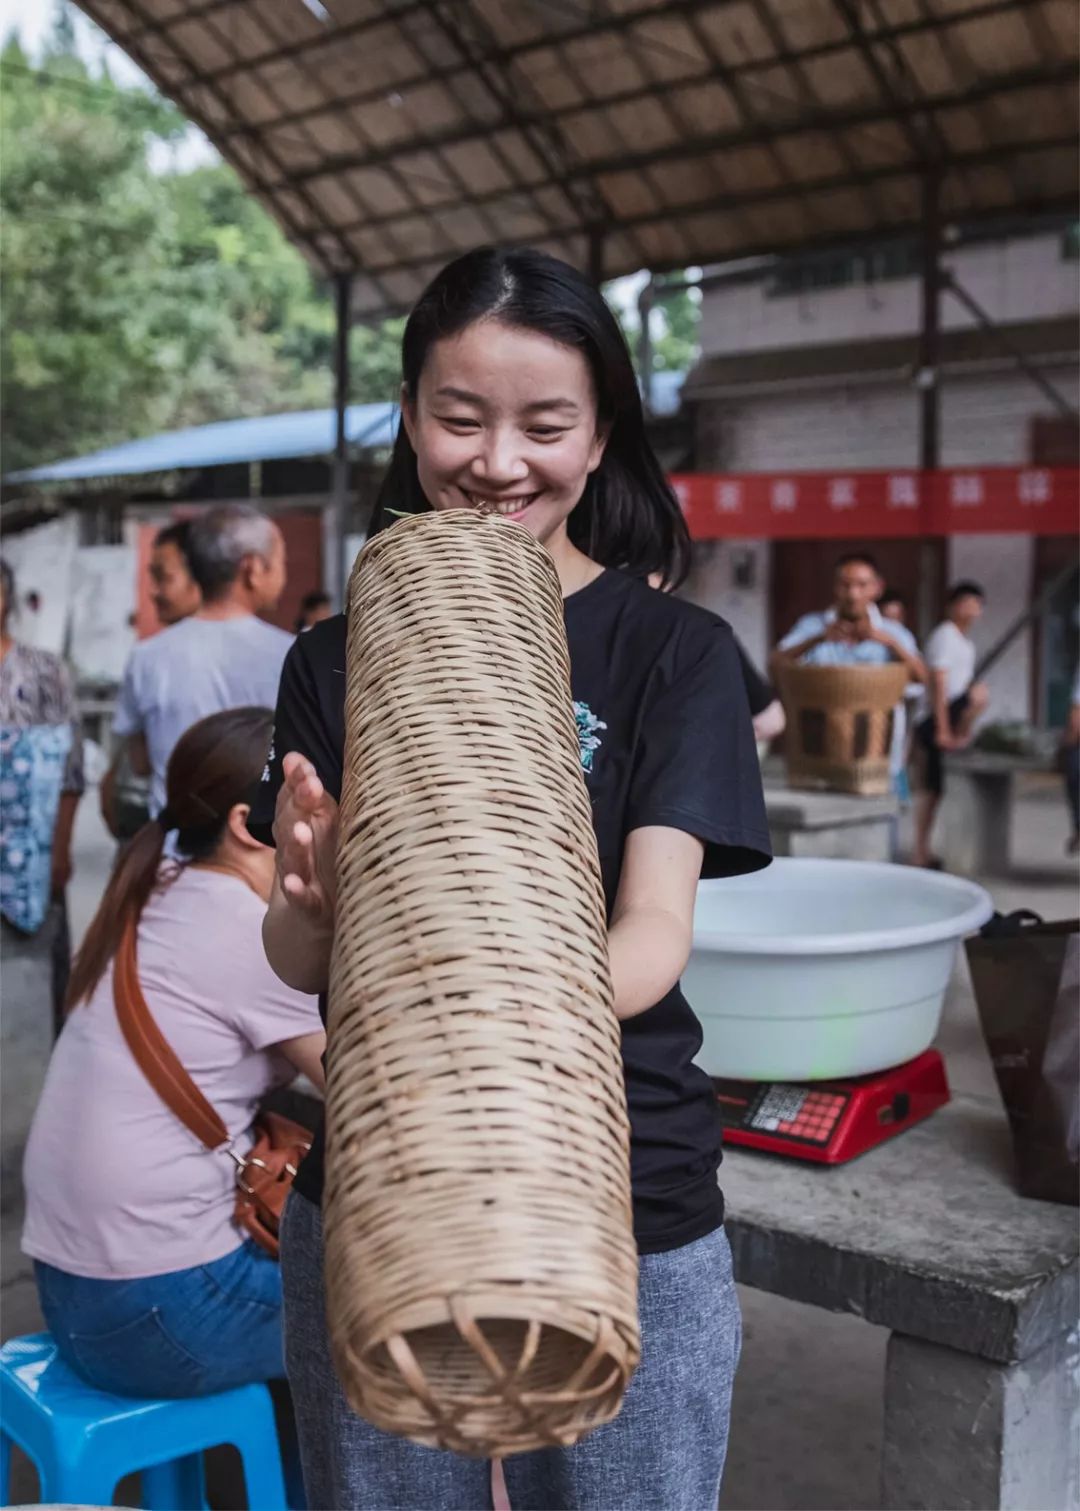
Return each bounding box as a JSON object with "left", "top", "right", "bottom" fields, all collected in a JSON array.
[{"left": 335, "top": 1307, "right": 635, "bottom": 1457}]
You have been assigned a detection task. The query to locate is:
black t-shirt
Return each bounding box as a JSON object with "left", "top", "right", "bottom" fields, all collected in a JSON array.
[
  {"left": 734, "top": 639, "right": 776, "bottom": 718},
  {"left": 249, "top": 568, "right": 771, "bottom": 1254}
]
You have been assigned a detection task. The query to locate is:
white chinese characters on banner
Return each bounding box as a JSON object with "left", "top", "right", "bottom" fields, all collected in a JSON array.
[
  {"left": 1018, "top": 470, "right": 1052, "bottom": 506},
  {"left": 714, "top": 481, "right": 743, "bottom": 514},
  {"left": 887, "top": 475, "right": 919, "bottom": 509},
  {"left": 771, "top": 480, "right": 798, "bottom": 512},
  {"left": 950, "top": 474, "right": 984, "bottom": 507},
  {"left": 828, "top": 478, "right": 857, "bottom": 510}
]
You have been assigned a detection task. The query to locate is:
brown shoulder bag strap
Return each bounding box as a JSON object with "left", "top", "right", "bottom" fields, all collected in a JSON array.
[{"left": 113, "top": 918, "right": 229, "bottom": 1152}]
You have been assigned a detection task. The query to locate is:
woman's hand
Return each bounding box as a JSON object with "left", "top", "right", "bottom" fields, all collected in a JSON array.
[
  {"left": 263, "top": 753, "right": 338, "bottom": 995},
  {"left": 273, "top": 752, "right": 339, "bottom": 928}
]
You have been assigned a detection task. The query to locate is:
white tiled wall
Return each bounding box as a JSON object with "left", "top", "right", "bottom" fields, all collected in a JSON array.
[
  {"left": 678, "top": 537, "right": 771, "bottom": 669},
  {"left": 686, "top": 228, "right": 1078, "bottom": 722},
  {"left": 699, "top": 232, "right": 1079, "bottom": 357},
  {"left": 694, "top": 363, "right": 1079, "bottom": 472}
]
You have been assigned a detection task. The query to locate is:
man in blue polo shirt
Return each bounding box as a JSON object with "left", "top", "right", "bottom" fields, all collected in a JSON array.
[
  {"left": 770, "top": 551, "right": 927, "bottom": 791},
  {"left": 772, "top": 552, "right": 925, "bottom": 679}
]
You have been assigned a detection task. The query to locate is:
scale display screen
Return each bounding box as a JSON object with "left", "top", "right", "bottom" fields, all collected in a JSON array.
[
  {"left": 713, "top": 1051, "right": 950, "bottom": 1164},
  {"left": 717, "top": 1083, "right": 851, "bottom": 1146}
]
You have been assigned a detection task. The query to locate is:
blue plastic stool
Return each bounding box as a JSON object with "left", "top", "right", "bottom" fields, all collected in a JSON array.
[{"left": 0, "top": 1333, "right": 288, "bottom": 1509}]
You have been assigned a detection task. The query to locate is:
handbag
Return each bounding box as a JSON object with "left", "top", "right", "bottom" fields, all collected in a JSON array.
[
  {"left": 966, "top": 910, "right": 1079, "bottom": 1207},
  {"left": 113, "top": 917, "right": 312, "bottom": 1256}
]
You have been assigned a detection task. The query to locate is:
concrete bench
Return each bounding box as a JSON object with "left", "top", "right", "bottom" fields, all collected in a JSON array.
[
  {"left": 764, "top": 784, "right": 899, "bottom": 862},
  {"left": 722, "top": 1093, "right": 1079, "bottom": 1510},
  {"left": 939, "top": 751, "right": 1050, "bottom": 876}
]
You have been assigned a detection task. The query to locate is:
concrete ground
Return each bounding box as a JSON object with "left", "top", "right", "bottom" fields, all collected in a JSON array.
[{"left": 2, "top": 779, "right": 1076, "bottom": 1509}]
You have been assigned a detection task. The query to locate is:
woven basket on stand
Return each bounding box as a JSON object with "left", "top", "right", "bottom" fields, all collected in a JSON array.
[
  {"left": 324, "top": 509, "right": 640, "bottom": 1458},
  {"left": 776, "top": 661, "right": 910, "bottom": 796}
]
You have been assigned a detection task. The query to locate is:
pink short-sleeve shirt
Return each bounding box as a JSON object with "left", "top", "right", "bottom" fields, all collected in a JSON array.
[{"left": 22, "top": 867, "right": 321, "bottom": 1279}]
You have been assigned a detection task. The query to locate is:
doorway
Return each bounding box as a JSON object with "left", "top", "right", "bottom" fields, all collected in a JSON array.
[{"left": 770, "top": 538, "right": 946, "bottom": 647}]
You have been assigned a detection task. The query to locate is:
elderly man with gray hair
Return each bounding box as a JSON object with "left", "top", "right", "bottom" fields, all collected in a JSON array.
[{"left": 111, "top": 504, "right": 293, "bottom": 820}]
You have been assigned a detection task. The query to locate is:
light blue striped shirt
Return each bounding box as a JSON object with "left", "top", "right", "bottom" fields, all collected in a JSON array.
[
  {"left": 779, "top": 604, "right": 920, "bottom": 779},
  {"left": 779, "top": 603, "right": 919, "bottom": 666}
]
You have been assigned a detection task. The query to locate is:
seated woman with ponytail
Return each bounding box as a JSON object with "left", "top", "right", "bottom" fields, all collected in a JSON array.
[{"left": 21, "top": 706, "right": 325, "bottom": 1399}]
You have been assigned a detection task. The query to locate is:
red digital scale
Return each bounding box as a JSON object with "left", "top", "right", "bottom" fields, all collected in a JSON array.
[{"left": 713, "top": 1048, "right": 950, "bottom": 1164}]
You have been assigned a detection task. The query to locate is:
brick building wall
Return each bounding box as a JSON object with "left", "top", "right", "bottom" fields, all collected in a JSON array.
[
  {"left": 698, "top": 229, "right": 1078, "bottom": 357},
  {"left": 693, "top": 363, "right": 1079, "bottom": 474},
  {"left": 681, "top": 227, "right": 1079, "bottom": 722}
]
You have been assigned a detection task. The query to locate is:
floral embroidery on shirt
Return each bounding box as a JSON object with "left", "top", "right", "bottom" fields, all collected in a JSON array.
[{"left": 574, "top": 701, "right": 607, "bottom": 773}]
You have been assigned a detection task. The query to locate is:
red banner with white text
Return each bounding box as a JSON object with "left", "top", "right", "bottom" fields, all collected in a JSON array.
[{"left": 669, "top": 466, "right": 1079, "bottom": 540}]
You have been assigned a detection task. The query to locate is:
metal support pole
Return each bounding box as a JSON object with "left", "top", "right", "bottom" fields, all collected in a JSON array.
[
  {"left": 916, "top": 169, "right": 942, "bottom": 641},
  {"left": 917, "top": 168, "right": 942, "bottom": 472},
  {"left": 325, "top": 271, "right": 352, "bottom": 607},
  {"left": 973, "top": 558, "right": 1078, "bottom": 683},
  {"left": 638, "top": 275, "right": 656, "bottom": 419},
  {"left": 942, "top": 271, "right": 1079, "bottom": 420}
]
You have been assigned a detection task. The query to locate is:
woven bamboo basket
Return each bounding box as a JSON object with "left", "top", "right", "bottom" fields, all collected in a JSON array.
[
  {"left": 776, "top": 662, "right": 910, "bottom": 796},
  {"left": 324, "top": 509, "right": 640, "bottom": 1457}
]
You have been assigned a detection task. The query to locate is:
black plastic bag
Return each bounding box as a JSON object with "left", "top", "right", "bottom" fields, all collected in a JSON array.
[{"left": 966, "top": 911, "right": 1079, "bottom": 1207}]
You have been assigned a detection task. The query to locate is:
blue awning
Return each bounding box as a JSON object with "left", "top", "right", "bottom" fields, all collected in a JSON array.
[{"left": 6, "top": 404, "right": 400, "bottom": 485}]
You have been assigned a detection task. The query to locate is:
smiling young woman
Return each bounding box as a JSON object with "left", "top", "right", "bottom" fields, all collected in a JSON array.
[{"left": 250, "top": 246, "right": 772, "bottom": 1511}]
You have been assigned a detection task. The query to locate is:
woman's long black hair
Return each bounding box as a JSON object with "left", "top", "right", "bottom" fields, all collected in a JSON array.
[{"left": 371, "top": 247, "right": 691, "bottom": 589}]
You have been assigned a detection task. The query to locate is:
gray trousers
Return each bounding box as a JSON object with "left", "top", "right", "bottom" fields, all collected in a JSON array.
[{"left": 281, "top": 1191, "right": 740, "bottom": 1511}]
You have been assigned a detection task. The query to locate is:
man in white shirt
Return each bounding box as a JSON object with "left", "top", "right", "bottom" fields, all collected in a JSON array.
[
  {"left": 912, "top": 581, "right": 989, "bottom": 867},
  {"left": 112, "top": 504, "right": 294, "bottom": 818}
]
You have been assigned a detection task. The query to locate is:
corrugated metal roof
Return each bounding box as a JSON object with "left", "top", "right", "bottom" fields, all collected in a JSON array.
[
  {"left": 7, "top": 375, "right": 685, "bottom": 487},
  {"left": 6, "top": 404, "right": 399, "bottom": 485},
  {"left": 74, "top": 0, "right": 1080, "bottom": 318}
]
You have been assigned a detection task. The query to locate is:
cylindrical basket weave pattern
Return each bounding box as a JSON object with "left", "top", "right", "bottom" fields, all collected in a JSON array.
[
  {"left": 777, "top": 662, "right": 910, "bottom": 796},
  {"left": 324, "top": 509, "right": 640, "bottom": 1457}
]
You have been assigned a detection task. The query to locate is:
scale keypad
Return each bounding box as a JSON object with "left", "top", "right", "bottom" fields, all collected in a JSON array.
[{"left": 750, "top": 1085, "right": 848, "bottom": 1143}]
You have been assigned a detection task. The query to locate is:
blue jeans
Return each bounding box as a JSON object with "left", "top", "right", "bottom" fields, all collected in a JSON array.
[
  {"left": 35, "top": 1239, "right": 285, "bottom": 1398},
  {"left": 281, "top": 1192, "right": 741, "bottom": 1511}
]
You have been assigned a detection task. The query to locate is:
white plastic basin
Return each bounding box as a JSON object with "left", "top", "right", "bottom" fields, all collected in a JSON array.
[{"left": 683, "top": 858, "right": 993, "bottom": 1081}]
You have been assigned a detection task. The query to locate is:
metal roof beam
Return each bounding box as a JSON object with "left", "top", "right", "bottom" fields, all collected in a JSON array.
[
  {"left": 421, "top": 0, "right": 628, "bottom": 254},
  {"left": 901, "top": 0, "right": 1028, "bottom": 204},
  {"left": 425, "top": 2, "right": 600, "bottom": 225},
  {"left": 123, "top": 0, "right": 439, "bottom": 65},
  {"left": 677, "top": 2, "right": 826, "bottom": 245},
  {"left": 186, "top": 0, "right": 423, "bottom": 274},
  {"left": 301, "top": 61, "right": 1076, "bottom": 238},
  {"left": 746, "top": 0, "right": 888, "bottom": 231},
  {"left": 346, "top": 131, "right": 1079, "bottom": 284},
  {"left": 408, "top": 3, "right": 614, "bottom": 268},
  {"left": 212, "top": 0, "right": 1024, "bottom": 151},
  {"left": 831, "top": 0, "right": 941, "bottom": 163},
  {"left": 199, "top": 0, "right": 718, "bottom": 88},
  {"left": 75, "top": 0, "right": 347, "bottom": 284},
  {"left": 348, "top": 192, "right": 1080, "bottom": 319}
]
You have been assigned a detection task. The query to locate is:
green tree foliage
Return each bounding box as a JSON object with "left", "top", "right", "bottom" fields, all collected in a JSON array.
[
  {"left": 609, "top": 279, "right": 700, "bottom": 379},
  {"left": 652, "top": 284, "right": 701, "bottom": 373},
  {"left": 1, "top": 22, "right": 402, "bottom": 475}
]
